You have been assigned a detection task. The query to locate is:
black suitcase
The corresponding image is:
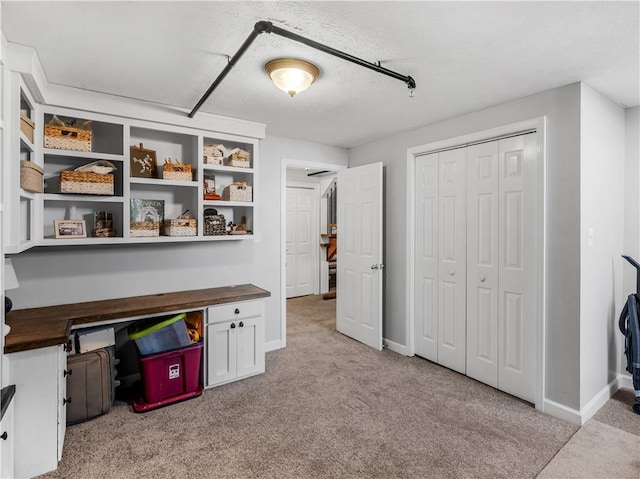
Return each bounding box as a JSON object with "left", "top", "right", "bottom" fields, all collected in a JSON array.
[{"left": 66, "top": 346, "right": 119, "bottom": 425}]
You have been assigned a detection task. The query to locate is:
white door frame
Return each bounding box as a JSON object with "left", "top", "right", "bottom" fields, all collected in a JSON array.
[
  {"left": 405, "top": 117, "right": 547, "bottom": 410},
  {"left": 280, "top": 158, "right": 346, "bottom": 348},
  {"left": 286, "top": 181, "right": 320, "bottom": 297}
]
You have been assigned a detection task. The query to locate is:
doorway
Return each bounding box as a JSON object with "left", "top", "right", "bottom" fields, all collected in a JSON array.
[{"left": 280, "top": 159, "right": 345, "bottom": 348}]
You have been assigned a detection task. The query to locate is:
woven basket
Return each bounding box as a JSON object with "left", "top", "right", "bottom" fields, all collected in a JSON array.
[
  {"left": 204, "top": 214, "right": 226, "bottom": 236},
  {"left": 130, "top": 222, "right": 160, "bottom": 237},
  {"left": 226, "top": 149, "right": 250, "bottom": 168},
  {"left": 60, "top": 171, "right": 114, "bottom": 195},
  {"left": 20, "top": 160, "right": 44, "bottom": 193},
  {"left": 163, "top": 219, "right": 197, "bottom": 237},
  {"left": 222, "top": 182, "right": 252, "bottom": 202},
  {"left": 45, "top": 124, "right": 92, "bottom": 152},
  {"left": 163, "top": 163, "right": 192, "bottom": 181},
  {"left": 20, "top": 113, "right": 35, "bottom": 143}
]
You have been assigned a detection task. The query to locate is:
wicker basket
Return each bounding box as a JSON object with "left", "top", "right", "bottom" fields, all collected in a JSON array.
[
  {"left": 163, "top": 219, "right": 197, "bottom": 237},
  {"left": 44, "top": 124, "right": 92, "bottom": 152},
  {"left": 222, "top": 182, "right": 252, "bottom": 202},
  {"left": 204, "top": 214, "right": 226, "bottom": 236},
  {"left": 60, "top": 171, "right": 114, "bottom": 195},
  {"left": 130, "top": 222, "right": 160, "bottom": 237},
  {"left": 163, "top": 163, "right": 192, "bottom": 181},
  {"left": 20, "top": 160, "right": 44, "bottom": 193},
  {"left": 20, "top": 113, "right": 35, "bottom": 143},
  {"left": 226, "top": 149, "right": 250, "bottom": 168}
]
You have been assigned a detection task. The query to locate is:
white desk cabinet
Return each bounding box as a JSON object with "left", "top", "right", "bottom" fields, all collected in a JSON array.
[
  {"left": 7, "top": 345, "right": 67, "bottom": 478},
  {"left": 206, "top": 301, "right": 264, "bottom": 388},
  {"left": 1, "top": 392, "right": 15, "bottom": 479}
]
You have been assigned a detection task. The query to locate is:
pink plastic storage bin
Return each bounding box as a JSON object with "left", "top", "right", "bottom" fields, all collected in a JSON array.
[{"left": 138, "top": 342, "right": 203, "bottom": 403}]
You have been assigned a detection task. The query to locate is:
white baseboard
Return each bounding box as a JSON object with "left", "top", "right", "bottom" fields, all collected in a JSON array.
[
  {"left": 542, "top": 398, "right": 582, "bottom": 425},
  {"left": 619, "top": 373, "right": 633, "bottom": 391},
  {"left": 265, "top": 340, "right": 283, "bottom": 353},
  {"left": 544, "top": 376, "right": 632, "bottom": 426},
  {"left": 579, "top": 378, "right": 621, "bottom": 424},
  {"left": 383, "top": 338, "right": 409, "bottom": 356}
]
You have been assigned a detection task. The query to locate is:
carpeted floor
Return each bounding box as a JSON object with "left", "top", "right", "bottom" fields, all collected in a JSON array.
[{"left": 37, "top": 294, "right": 637, "bottom": 479}]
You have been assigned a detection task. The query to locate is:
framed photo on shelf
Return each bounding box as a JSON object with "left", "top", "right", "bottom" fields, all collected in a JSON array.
[
  {"left": 54, "top": 220, "right": 87, "bottom": 238},
  {"left": 130, "top": 143, "right": 157, "bottom": 178}
]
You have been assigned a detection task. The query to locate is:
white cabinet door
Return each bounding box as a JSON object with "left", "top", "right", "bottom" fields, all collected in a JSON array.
[
  {"left": 206, "top": 322, "right": 237, "bottom": 387},
  {"left": 236, "top": 316, "right": 265, "bottom": 379},
  {"left": 7, "top": 345, "right": 63, "bottom": 478},
  {"left": 466, "top": 141, "right": 500, "bottom": 387},
  {"left": 437, "top": 148, "right": 467, "bottom": 374},
  {"left": 57, "top": 346, "right": 67, "bottom": 461},
  {"left": 415, "top": 153, "right": 439, "bottom": 362},
  {"left": 0, "top": 397, "right": 15, "bottom": 479}
]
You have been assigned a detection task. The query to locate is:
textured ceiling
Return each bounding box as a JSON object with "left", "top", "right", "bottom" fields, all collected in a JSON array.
[{"left": 2, "top": 1, "right": 638, "bottom": 148}]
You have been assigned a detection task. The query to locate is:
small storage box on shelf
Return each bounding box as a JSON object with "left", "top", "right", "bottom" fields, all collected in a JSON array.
[
  {"left": 204, "top": 214, "right": 226, "bottom": 236},
  {"left": 128, "top": 313, "right": 192, "bottom": 356},
  {"left": 162, "top": 163, "right": 192, "bottom": 181},
  {"left": 163, "top": 219, "right": 197, "bottom": 237},
  {"left": 226, "top": 149, "right": 250, "bottom": 168},
  {"left": 20, "top": 160, "right": 44, "bottom": 193},
  {"left": 60, "top": 171, "right": 114, "bottom": 195},
  {"left": 20, "top": 113, "right": 35, "bottom": 143},
  {"left": 130, "top": 221, "right": 160, "bottom": 237},
  {"left": 44, "top": 124, "right": 92, "bottom": 152},
  {"left": 203, "top": 144, "right": 224, "bottom": 165},
  {"left": 222, "top": 182, "right": 252, "bottom": 202}
]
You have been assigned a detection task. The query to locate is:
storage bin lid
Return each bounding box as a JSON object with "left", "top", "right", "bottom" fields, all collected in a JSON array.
[
  {"left": 20, "top": 160, "right": 44, "bottom": 174},
  {"left": 128, "top": 312, "right": 186, "bottom": 340}
]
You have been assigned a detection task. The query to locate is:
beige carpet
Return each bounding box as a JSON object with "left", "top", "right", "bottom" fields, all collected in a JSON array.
[{"left": 39, "top": 294, "right": 599, "bottom": 478}]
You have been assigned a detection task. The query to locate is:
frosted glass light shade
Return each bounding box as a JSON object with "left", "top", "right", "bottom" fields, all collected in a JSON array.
[{"left": 265, "top": 58, "right": 319, "bottom": 97}]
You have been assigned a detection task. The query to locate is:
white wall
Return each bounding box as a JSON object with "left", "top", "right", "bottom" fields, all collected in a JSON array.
[
  {"left": 579, "top": 84, "right": 626, "bottom": 410},
  {"left": 349, "top": 83, "right": 583, "bottom": 410}
]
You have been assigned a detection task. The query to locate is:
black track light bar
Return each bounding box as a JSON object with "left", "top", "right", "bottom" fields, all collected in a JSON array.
[{"left": 189, "top": 20, "right": 415, "bottom": 118}]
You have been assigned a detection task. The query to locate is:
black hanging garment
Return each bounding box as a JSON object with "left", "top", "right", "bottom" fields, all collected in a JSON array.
[{"left": 619, "top": 256, "right": 640, "bottom": 415}]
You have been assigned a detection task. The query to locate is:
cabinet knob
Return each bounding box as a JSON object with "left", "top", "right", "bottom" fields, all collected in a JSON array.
[
  {"left": 479, "top": 275, "right": 486, "bottom": 283},
  {"left": 234, "top": 308, "right": 240, "bottom": 314},
  {"left": 64, "top": 369, "right": 73, "bottom": 377},
  {"left": 0, "top": 432, "right": 7, "bottom": 440},
  {"left": 63, "top": 397, "right": 72, "bottom": 406},
  {"left": 449, "top": 269, "right": 455, "bottom": 276},
  {"left": 230, "top": 323, "right": 236, "bottom": 329},
  {"left": 239, "top": 321, "right": 244, "bottom": 328}
]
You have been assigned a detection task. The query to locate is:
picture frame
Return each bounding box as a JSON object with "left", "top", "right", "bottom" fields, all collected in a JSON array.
[
  {"left": 130, "top": 143, "right": 157, "bottom": 178},
  {"left": 130, "top": 199, "right": 164, "bottom": 223},
  {"left": 54, "top": 220, "right": 87, "bottom": 238}
]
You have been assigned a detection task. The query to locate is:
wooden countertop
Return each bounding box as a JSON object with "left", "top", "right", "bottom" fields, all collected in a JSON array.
[{"left": 4, "top": 284, "right": 270, "bottom": 354}]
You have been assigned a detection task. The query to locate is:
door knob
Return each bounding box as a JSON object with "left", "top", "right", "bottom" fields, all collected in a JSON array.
[{"left": 479, "top": 275, "right": 486, "bottom": 283}]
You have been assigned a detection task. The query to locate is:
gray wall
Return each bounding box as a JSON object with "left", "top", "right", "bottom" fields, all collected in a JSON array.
[{"left": 349, "top": 83, "right": 583, "bottom": 409}]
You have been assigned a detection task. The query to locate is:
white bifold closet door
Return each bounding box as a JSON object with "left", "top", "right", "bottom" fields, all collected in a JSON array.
[
  {"left": 467, "top": 134, "right": 537, "bottom": 403},
  {"left": 415, "top": 133, "right": 537, "bottom": 403},
  {"left": 415, "top": 148, "right": 467, "bottom": 374}
]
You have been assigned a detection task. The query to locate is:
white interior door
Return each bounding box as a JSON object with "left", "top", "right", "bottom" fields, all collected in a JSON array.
[
  {"left": 337, "top": 162, "right": 383, "bottom": 350},
  {"left": 437, "top": 148, "right": 467, "bottom": 374},
  {"left": 286, "top": 186, "right": 314, "bottom": 298},
  {"left": 497, "top": 134, "right": 537, "bottom": 403},
  {"left": 466, "top": 141, "right": 500, "bottom": 387},
  {"left": 414, "top": 153, "right": 439, "bottom": 361}
]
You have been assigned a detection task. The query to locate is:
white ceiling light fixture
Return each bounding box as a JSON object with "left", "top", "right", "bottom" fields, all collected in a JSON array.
[{"left": 264, "top": 58, "right": 320, "bottom": 97}]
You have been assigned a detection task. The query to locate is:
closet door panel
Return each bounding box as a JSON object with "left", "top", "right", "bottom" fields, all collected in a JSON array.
[
  {"left": 415, "top": 153, "right": 439, "bottom": 361},
  {"left": 437, "top": 148, "right": 466, "bottom": 374},
  {"left": 466, "top": 142, "right": 499, "bottom": 387},
  {"left": 498, "top": 134, "right": 537, "bottom": 403}
]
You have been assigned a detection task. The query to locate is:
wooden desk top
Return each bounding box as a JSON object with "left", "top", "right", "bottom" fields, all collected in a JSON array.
[{"left": 4, "top": 284, "right": 270, "bottom": 354}]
